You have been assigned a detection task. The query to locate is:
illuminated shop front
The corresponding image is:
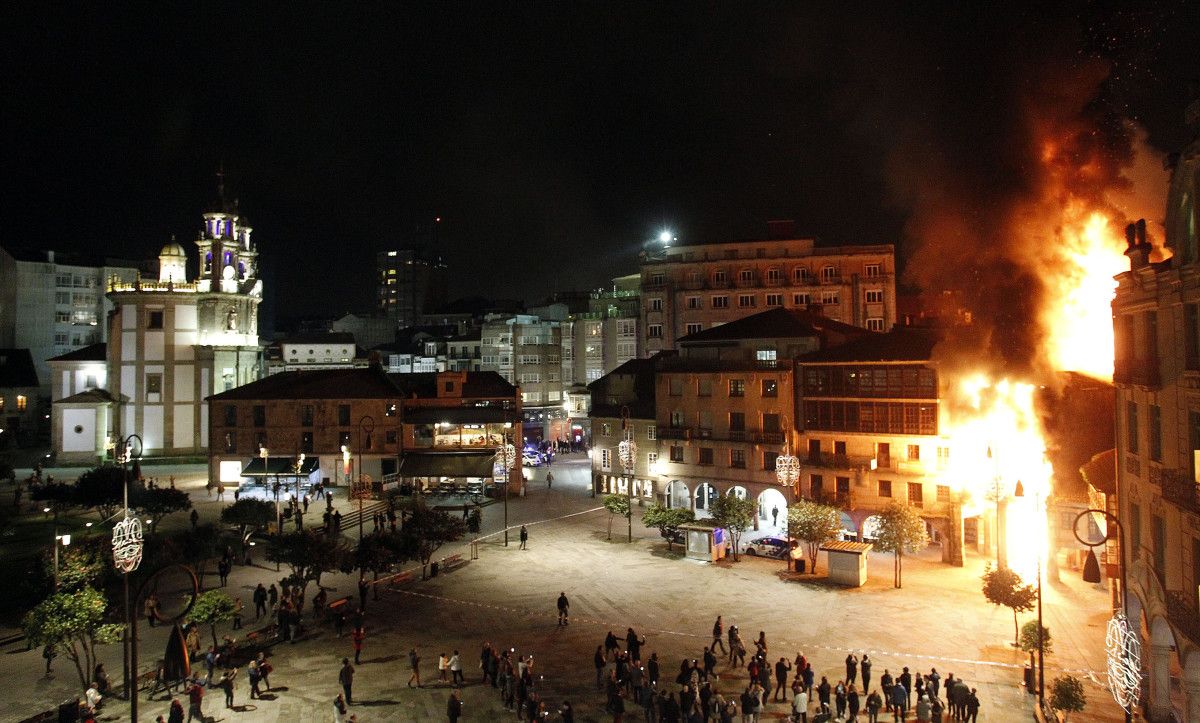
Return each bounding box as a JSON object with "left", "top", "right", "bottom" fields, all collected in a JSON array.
[{"left": 596, "top": 473, "right": 656, "bottom": 500}]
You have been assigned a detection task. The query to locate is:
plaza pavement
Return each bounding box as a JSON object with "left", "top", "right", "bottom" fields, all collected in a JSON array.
[{"left": 2, "top": 454, "right": 1125, "bottom": 722}]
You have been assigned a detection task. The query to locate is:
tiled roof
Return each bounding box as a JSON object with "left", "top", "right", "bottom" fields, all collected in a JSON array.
[
  {"left": 0, "top": 349, "right": 39, "bottom": 387},
  {"left": 208, "top": 368, "right": 401, "bottom": 401},
  {"left": 798, "top": 328, "right": 942, "bottom": 363},
  {"left": 48, "top": 343, "right": 107, "bottom": 363},
  {"left": 389, "top": 371, "right": 516, "bottom": 399},
  {"left": 679, "top": 308, "right": 868, "bottom": 344}
]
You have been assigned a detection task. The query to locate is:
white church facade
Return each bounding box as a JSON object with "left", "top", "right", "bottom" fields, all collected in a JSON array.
[{"left": 51, "top": 193, "right": 264, "bottom": 463}]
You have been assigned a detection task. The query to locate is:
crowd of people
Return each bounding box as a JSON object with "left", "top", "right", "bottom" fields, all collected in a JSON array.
[{"left": 590, "top": 614, "right": 984, "bottom": 722}]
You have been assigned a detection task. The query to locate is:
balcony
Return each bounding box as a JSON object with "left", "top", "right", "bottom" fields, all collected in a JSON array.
[
  {"left": 805, "top": 452, "right": 876, "bottom": 470},
  {"left": 1113, "top": 359, "right": 1160, "bottom": 388},
  {"left": 1165, "top": 590, "right": 1200, "bottom": 645},
  {"left": 657, "top": 426, "right": 690, "bottom": 440},
  {"left": 1159, "top": 468, "right": 1200, "bottom": 515}
]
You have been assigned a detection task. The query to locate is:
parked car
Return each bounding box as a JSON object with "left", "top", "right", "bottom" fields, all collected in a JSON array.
[
  {"left": 741, "top": 536, "right": 791, "bottom": 559},
  {"left": 522, "top": 451, "right": 542, "bottom": 467}
]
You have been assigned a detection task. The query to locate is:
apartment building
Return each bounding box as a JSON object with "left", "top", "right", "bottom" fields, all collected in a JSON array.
[
  {"left": 265, "top": 332, "right": 366, "bottom": 374},
  {"left": 480, "top": 314, "right": 566, "bottom": 441},
  {"left": 589, "top": 356, "right": 664, "bottom": 503},
  {"left": 639, "top": 223, "right": 896, "bottom": 355},
  {"left": 376, "top": 249, "right": 448, "bottom": 328},
  {"left": 1110, "top": 101, "right": 1200, "bottom": 722}
]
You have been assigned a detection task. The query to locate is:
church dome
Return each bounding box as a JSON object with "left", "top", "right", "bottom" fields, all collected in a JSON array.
[{"left": 159, "top": 240, "right": 187, "bottom": 258}]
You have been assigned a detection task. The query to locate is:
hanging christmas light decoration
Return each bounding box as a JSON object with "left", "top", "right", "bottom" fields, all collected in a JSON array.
[
  {"left": 775, "top": 416, "right": 800, "bottom": 488},
  {"left": 112, "top": 513, "right": 143, "bottom": 572},
  {"left": 496, "top": 441, "right": 518, "bottom": 472},
  {"left": 617, "top": 406, "right": 637, "bottom": 475},
  {"left": 1105, "top": 611, "right": 1141, "bottom": 713}
]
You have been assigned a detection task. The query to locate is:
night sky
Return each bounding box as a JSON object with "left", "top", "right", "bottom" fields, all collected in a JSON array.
[{"left": 2, "top": 2, "right": 1197, "bottom": 329}]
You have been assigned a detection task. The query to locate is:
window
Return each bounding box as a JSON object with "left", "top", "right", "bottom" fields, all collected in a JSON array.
[
  {"left": 385, "top": 429, "right": 398, "bottom": 445},
  {"left": 808, "top": 438, "right": 822, "bottom": 462},
  {"left": 670, "top": 446, "right": 684, "bottom": 462},
  {"left": 618, "top": 320, "right": 636, "bottom": 336},
  {"left": 739, "top": 269, "right": 754, "bottom": 283},
  {"left": 646, "top": 426, "right": 656, "bottom": 441},
  {"left": 766, "top": 293, "right": 783, "bottom": 306},
  {"left": 669, "top": 378, "right": 684, "bottom": 396},
  {"left": 520, "top": 372, "right": 540, "bottom": 383},
  {"left": 600, "top": 423, "right": 611, "bottom": 436},
  {"left": 821, "top": 291, "right": 839, "bottom": 305},
  {"left": 763, "top": 413, "right": 780, "bottom": 433},
  {"left": 761, "top": 379, "right": 778, "bottom": 397},
  {"left": 907, "top": 482, "right": 923, "bottom": 507},
  {"left": 821, "top": 266, "right": 838, "bottom": 282},
  {"left": 711, "top": 295, "right": 729, "bottom": 309},
  {"left": 864, "top": 264, "right": 881, "bottom": 278},
  {"left": 810, "top": 474, "right": 824, "bottom": 498},
  {"left": 793, "top": 292, "right": 811, "bottom": 306},
  {"left": 729, "top": 412, "right": 745, "bottom": 431},
  {"left": 224, "top": 432, "right": 236, "bottom": 454},
  {"left": 729, "top": 379, "right": 745, "bottom": 397},
  {"left": 686, "top": 296, "right": 701, "bottom": 310},
  {"left": 937, "top": 485, "right": 951, "bottom": 503},
  {"left": 55, "top": 311, "right": 70, "bottom": 324},
  {"left": 699, "top": 447, "right": 714, "bottom": 465},
  {"left": 648, "top": 324, "right": 663, "bottom": 338},
  {"left": 937, "top": 445, "right": 950, "bottom": 468},
  {"left": 647, "top": 451, "right": 658, "bottom": 468},
  {"left": 147, "top": 310, "right": 164, "bottom": 329},
  {"left": 301, "top": 405, "right": 314, "bottom": 427},
  {"left": 763, "top": 451, "right": 779, "bottom": 470},
  {"left": 1149, "top": 404, "right": 1162, "bottom": 462},
  {"left": 650, "top": 298, "right": 663, "bottom": 311},
  {"left": 223, "top": 405, "right": 237, "bottom": 427},
  {"left": 878, "top": 480, "right": 892, "bottom": 497},
  {"left": 737, "top": 294, "right": 756, "bottom": 308},
  {"left": 834, "top": 440, "right": 847, "bottom": 456},
  {"left": 15, "top": 394, "right": 27, "bottom": 412},
  {"left": 793, "top": 267, "right": 809, "bottom": 283},
  {"left": 523, "top": 391, "right": 542, "bottom": 403},
  {"left": 698, "top": 379, "right": 712, "bottom": 396},
  {"left": 670, "top": 410, "right": 685, "bottom": 427},
  {"left": 907, "top": 444, "right": 920, "bottom": 461},
  {"left": 713, "top": 270, "right": 727, "bottom": 285},
  {"left": 685, "top": 323, "right": 703, "bottom": 335},
  {"left": 836, "top": 476, "right": 851, "bottom": 499},
  {"left": 145, "top": 374, "right": 162, "bottom": 400},
  {"left": 730, "top": 449, "right": 746, "bottom": 468},
  {"left": 649, "top": 273, "right": 664, "bottom": 286},
  {"left": 767, "top": 268, "right": 783, "bottom": 283},
  {"left": 55, "top": 292, "right": 71, "bottom": 305},
  {"left": 866, "top": 318, "right": 885, "bottom": 332},
  {"left": 1126, "top": 401, "right": 1139, "bottom": 454},
  {"left": 338, "top": 404, "right": 351, "bottom": 426},
  {"left": 865, "top": 289, "right": 884, "bottom": 304}
]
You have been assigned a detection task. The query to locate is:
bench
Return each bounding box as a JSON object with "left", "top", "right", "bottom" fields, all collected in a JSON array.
[
  {"left": 440, "top": 553, "right": 464, "bottom": 571},
  {"left": 376, "top": 570, "right": 413, "bottom": 589},
  {"left": 244, "top": 623, "right": 278, "bottom": 646},
  {"left": 327, "top": 596, "right": 353, "bottom": 611}
]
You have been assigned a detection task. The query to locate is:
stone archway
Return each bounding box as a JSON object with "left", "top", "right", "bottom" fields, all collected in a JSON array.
[
  {"left": 1183, "top": 650, "right": 1200, "bottom": 723},
  {"left": 694, "top": 483, "right": 718, "bottom": 518},
  {"left": 727, "top": 485, "right": 748, "bottom": 500},
  {"left": 664, "top": 480, "right": 691, "bottom": 511},
  {"left": 1149, "top": 616, "right": 1184, "bottom": 721},
  {"left": 757, "top": 488, "right": 788, "bottom": 534}
]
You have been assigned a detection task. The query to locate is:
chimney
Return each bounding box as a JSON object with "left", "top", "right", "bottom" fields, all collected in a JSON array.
[
  {"left": 1124, "top": 220, "right": 1151, "bottom": 270},
  {"left": 767, "top": 220, "right": 796, "bottom": 240}
]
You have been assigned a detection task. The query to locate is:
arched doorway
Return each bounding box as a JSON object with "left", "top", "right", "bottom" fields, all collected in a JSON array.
[
  {"left": 664, "top": 480, "right": 691, "bottom": 510},
  {"left": 694, "top": 483, "right": 717, "bottom": 518},
  {"left": 1149, "top": 616, "right": 1184, "bottom": 721},
  {"left": 862, "top": 514, "right": 883, "bottom": 542},
  {"left": 757, "top": 488, "right": 788, "bottom": 534},
  {"left": 727, "top": 486, "right": 748, "bottom": 500},
  {"left": 839, "top": 511, "right": 856, "bottom": 541}
]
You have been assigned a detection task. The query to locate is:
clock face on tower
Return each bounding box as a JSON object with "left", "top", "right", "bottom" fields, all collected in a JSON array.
[{"left": 222, "top": 265, "right": 236, "bottom": 280}]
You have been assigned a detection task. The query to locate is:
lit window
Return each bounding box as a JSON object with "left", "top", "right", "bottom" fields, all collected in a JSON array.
[{"left": 16, "top": 395, "right": 27, "bottom": 411}]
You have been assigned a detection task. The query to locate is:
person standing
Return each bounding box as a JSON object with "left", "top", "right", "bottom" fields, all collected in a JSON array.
[
  {"left": 594, "top": 646, "right": 606, "bottom": 690},
  {"left": 268, "top": 583, "right": 278, "bottom": 610},
  {"left": 927, "top": 668, "right": 940, "bottom": 699},
  {"left": 519, "top": 525, "right": 528, "bottom": 550},
  {"left": 773, "top": 657, "right": 792, "bottom": 702},
  {"left": 185, "top": 680, "right": 204, "bottom": 722},
  {"left": 846, "top": 654, "right": 859, "bottom": 687},
  {"left": 167, "top": 697, "right": 185, "bottom": 723},
  {"left": 339, "top": 658, "right": 355, "bottom": 705},
  {"left": 408, "top": 648, "right": 423, "bottom": 688},
  {"left": 352, "top": 626, "right": 365, "bottom": 665},
  {"left": 358, "top": 577, "right": 369, "bottom": 610},
  {"left": 333, "top": 693, "right": 348, "bottom": 723},
  {"left": 247, "top": 661, "right": 261, "bottom": 700},
  {"left": 253, "top": 583, "right": 268, "bottom": 619},
  {"left": 711, "top": 616, "right": 727, "bottom": 654},
  {"left": 438, "top": 652, "right": 450, "bottom": 683},
  {"left": 861, "top": 655, "right": 873, "bottom": 692},
  {"left": 866, "top": 690, "right": 883, "bottom": 723},
  {"left": 217, "top": 668, "right": 236, "bottom": 709},
  {"left": 546, "top": 471, "right": 554, "bottom": 488},
  {"left": 557, "top": 592, "right": 570, "bottom": 625},
  {"left": 189, "top": 509, "right": 199, "bottom": 530},
  {"left": 447, "top": 689, "right": 463, "bottom": 722},
  {"left": 232, "top": 597, "right": 243, "bottom": 630},
  {"left": 965, "top": 688, "right": 980, "bottom": 723},
  {"left": 449, "top": 650, "right": 463, "bottom": 686}
]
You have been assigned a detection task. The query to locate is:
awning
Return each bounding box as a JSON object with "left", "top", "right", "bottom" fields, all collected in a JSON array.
[
  {"left": 404, "top": 407, "right": 512, "bottom": 425},
  {"left": 398, "top": 452, "right": 497, "bottom": 478},
  {"left": 240, "top": 456, "right": 321, "bottom": 477}
]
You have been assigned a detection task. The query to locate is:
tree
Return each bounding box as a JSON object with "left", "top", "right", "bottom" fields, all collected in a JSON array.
[
  {"left": 873, "top": 502, "right": 928, "bottom": 588},
  {"left": 220, "top": 498, "right": 276, "bottom": 555},
  {"left": 190, "top": 589, "right": 237, "bottom": 648},
  {"left": 74, "top": 465, "right": 129, "bottom": 520},
  {"left": 23, "top": 588, "right": 123, "bottom": 688},
  {"left": 981, "top": 564, "right": 1037, "bottom": 645},
  {"left": 177, "top": 523, "right": 221, "bottom": 589},
  {"left": 1049, "top": 675, "right": 1086, "bottom": 721},
  {"left": 30, "top": 481, "right": 76, "bottom": 521},
  {"left": 355, "top": 530, "right": 406, "bottom": 597},
  {"left": 397, "top": 503, "right": 467, "bottom": 579},
  {"left": 642, "top": 503, "right": 694, "bottom": 551},
  {"left": 787, "top": 500, "right": 842, "bottom": 574},
  {"left": 49, "top": 540, "right": 106, "bottom": 592},
  {"left": 602, "top": 494, "right": 631, "bottom": 541},
  {"left": 132, "top": 487, "right": 192, "bottom": 534},
  {"left": 1018, "top": 619, "right": 1053, "bottom": 673},
  {"left": 265, "top": 530, "right": 348, "bottom": 594},
  {"left": 709, "top": 494, "right": 757, "bottom": 562}
]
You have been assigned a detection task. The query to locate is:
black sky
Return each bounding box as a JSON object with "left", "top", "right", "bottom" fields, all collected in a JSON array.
[{"left": 2, "top": 2, "right": 1197, "bottom": 327}]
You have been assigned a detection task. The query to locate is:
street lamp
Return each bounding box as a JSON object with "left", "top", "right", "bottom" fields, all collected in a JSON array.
[
  {"left": 775, "top": 418, "right": 800, "bottom": 570},
  {"left": 260, "top": 446, "right": 277, "bottom": 533},
  {"left": 1012, "top": 480, "right": 1045, "bottom": 709},
  {"left": 495, "top": 433, "right": 517, "bottom": 546},
  {"left": 1073, "top": 509, "right": 1137, "bottom": 723},
  {"left": 52, "top": 533, "right": 71, "bottom": 589},
  {"left": 114, "top": 433, "right": 143, "bottom": 711},
  {"left": 356, "top": 416, "right": 376, "bottom": 538},
  {"left": 293, "top": 453, "right": 305, "bottom": 530},
  {"left": 617, "top": 406, "right": 637, "bottom": 543}
]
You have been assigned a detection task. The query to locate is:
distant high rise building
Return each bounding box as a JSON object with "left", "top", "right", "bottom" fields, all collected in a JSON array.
[{"left": 376, "top": 249, "right": 448, "bottom": 328}]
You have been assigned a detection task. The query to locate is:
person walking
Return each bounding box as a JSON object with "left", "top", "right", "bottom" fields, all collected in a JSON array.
[
  {"left": 358, "top": 577, "right": 369, "bottom": 610},
  {"left": 247, "top": 661, "right": 262, "bottom": 700},
  {"left": 256, "top": 652, "right": 273, "bottom": 691},
  {"left": 339, "top": 658, "right": 355, "bottom": 705},
  {"left": 519, "top": 525, "right": 528, "bottom": 550},
  {"left": 408, "top": 648, "right": 422, "bottom": 688},
  {"left": 232, "top": 597, "right": 243, "bottom": 630},
  {"left": 351, "top": 626, "right": 365, "bottom": 665},
  {"left": 546, "top": 471, "right": 554, "bottom": 488},
  {"left": 217, "top": 668, "right": 237, "bottom": 709},
  {"left": 450, "top": 650, "right": 463, "bottom": 686},
  {"left": 185, "top": 680, "right": 204, "bottom": 722},
  {"left": 594, "top": 646, "right": 606, "bottom": 689},
  {"left": 189, "top": 509, "right": 199, "bottom": 530},
  {"left": 889, "top": 681, "right": 909, "bottom": 722},
  {"left": 557, "top": 592, "right": 570, "bottom": 625}
]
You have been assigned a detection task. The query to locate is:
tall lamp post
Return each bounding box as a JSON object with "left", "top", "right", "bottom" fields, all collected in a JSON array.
[
  {"left": 1013, "top": 481, "right": 1045, "bottom": 709},
  {"left": 293, "top": 453, "right": 305, "bottom": 529},
  {"left": 113, "top": 434, "right": 144, "bottom": 711},
  {"left": 260, "top": 446, "right": 277, "bottom": 532},
  {"left": 1074, "top": 508, "right": 1136, "bottom": 723},
  {"left": 52, "top": 533, "right": 71, "bottom": 589},
  {"left": 775, "top": 417, "right": 801, "bottom": 571},
  {"left": 495, "top": 433, "right": 517, "bottom": 546},
  {"left": 617, "top": 406, "right": 638, "bottom": 543}
]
